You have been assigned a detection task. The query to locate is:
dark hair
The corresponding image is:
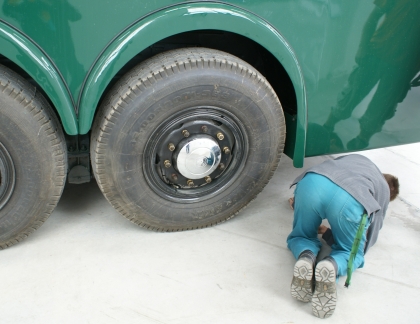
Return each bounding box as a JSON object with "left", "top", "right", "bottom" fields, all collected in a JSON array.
[{"left": 383, "top": 174, "right": 399, "bottom": 201}]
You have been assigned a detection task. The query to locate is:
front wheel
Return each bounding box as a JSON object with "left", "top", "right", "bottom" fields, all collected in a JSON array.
[{"left": 91, "top": 48, "right": 285, "bottom": 230}]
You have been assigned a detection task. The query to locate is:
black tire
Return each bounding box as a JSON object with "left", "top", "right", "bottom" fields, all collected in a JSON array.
[
  {"left": 91, "top": 48, "right": 285, "bottom": 231},
  {"left": 0, "top": 65, "right": 67, "bottom": 249}
]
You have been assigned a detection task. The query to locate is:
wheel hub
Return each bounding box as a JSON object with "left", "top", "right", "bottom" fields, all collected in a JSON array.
[
  {"left": 153, "top": 116, "right": 235, "bottom": 189},
  {"left": 0, "top": 142, "right": 15, "bottom": 210},
  {"left": 143, "top": 107, "right": 248, "bottom": 201},
  {"left": 175, "top": 135, "right": 221, "bottom": 179}
]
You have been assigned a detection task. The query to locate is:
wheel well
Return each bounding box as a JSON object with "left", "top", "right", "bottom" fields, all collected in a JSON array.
[
  {"left": 0, "top": 55, "right": 60, "bottom": 119},
  {"left": 99, "top": 30, "right": 297, "bottom": 116},
  {"left": 1, "top": 30, "right": 299, "bottom": 124}
]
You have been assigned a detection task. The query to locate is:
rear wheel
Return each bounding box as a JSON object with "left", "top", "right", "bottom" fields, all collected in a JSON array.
[
  {"left": 91, "top": 48, "right": 285, "bottom": 230},
  {"left": 0, "top": 65, "right": 67, "bottom": 249}
]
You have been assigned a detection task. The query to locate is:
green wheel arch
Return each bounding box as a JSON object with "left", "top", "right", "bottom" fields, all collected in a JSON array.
[
  {"left": 79, "top": 3, "right": 307, "bottom": 166},
  {"left": 0, "top": 22, "right": 78, "bottom": 135}
]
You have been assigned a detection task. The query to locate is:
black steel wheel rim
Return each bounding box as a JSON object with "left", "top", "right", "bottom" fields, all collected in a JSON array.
[
  {"left": 143, "top": 106, "right": 249, "bottom": 203},
  {"left": 0, "top": 141, "right": 15, "bottom": 210}
]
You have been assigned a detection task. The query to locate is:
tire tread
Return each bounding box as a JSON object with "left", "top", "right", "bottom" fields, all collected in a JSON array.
[
  {"left": 0, "top": 64, "right": 67, "bottom": 250},
  {"left": 91, "top": 48, "right": 285, "bottom": 231}
]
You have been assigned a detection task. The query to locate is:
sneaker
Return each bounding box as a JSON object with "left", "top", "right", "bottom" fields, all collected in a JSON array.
[
  {"left": 312, "top": 259, "right": 337, "bottom": 318},
  {"left": 290, "top": 252, "right": 315, "bottom": 302}
]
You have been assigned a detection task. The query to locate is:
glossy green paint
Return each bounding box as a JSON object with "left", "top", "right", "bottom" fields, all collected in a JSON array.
[
  {"left": 77, "top": 3, "right": 307, "bottom": 166},
  {"left": 1, "top": 0, "right": 419, "bottom": 166},
  {"left": 298, "top": 0, "right": 420, "bottom": 156},
  {"left": 0, "top": 21, "right": 78, "bottom": 134}
]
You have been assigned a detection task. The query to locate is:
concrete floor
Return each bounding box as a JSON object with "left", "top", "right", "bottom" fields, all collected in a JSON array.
[{"left": 1, "top": 144, "right": 419, "bottom": 323}]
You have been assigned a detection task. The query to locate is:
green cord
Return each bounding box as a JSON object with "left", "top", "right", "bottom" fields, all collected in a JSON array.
[{"left": 345, "top": 213, "right": 368, "bottom": 288}]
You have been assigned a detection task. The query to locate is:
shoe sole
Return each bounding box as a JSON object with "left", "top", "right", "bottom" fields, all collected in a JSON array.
[
  {"left": 312, "top": 260, "right": 337, "bottom": 318},
  {"left": 291, "top": 258, "right": 314, "bottom": 302}
]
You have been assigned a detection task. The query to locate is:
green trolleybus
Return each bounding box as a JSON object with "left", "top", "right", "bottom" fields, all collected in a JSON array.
[{"left": 1, "top": 0, "right": 419, "bottom": 248}]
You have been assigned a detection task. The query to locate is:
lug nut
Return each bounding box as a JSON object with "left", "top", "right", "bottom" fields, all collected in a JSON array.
[
  {"left": 171, "top": 173, "right": 178, "bottom": 181},
  {"left": 164, "top": 160, "right": 171, "bottom": 168},
  {"left": 201, "top": 125, "right": 208, "bottom": 133},
  {"left": 182, "top": 130, "right": 190, "bottom": 137},
  {"left": 216, "top": 132, "right": 224, "bottom": 140},
  {"left": 219, "top": 163, "right": 225, "bottom": 170},
  {"left": 168, "top": 143, "right": 175, "bottom": 151},
  {"left": 223, "top": 147, "right": 230, "bottom": 154},
  {"left": 204, "top": 176, "right": 212, "bottom": 184},
  {"left": 187, "top": 180, "right": 194, "bottom": 187}
]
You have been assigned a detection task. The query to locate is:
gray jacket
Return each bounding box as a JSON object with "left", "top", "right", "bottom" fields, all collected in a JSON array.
[{"left": 291, "top": 154, "right": 390, "bottom": 253}]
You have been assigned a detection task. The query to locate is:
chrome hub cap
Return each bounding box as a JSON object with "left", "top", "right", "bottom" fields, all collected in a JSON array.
[{"left": 175, "top": 135, "right": 221, "bottom": 179}]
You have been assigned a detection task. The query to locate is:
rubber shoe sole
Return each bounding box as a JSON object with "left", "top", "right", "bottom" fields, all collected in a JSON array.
[
  {"left": 290, "top": 257, "right": 314, "bottom": 302},
  {"left": 312, "top": 260, "right": 337, "bottom": 318}
]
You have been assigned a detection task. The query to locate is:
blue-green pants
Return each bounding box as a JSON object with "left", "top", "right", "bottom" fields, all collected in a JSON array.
[{"left": 287, "top": 173, "right": 369, "bottom": 276}]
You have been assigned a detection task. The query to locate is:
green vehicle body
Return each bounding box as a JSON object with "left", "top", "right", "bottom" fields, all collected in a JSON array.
[{"left": 1, "top": 0, "right": 419, "bottom": 167}]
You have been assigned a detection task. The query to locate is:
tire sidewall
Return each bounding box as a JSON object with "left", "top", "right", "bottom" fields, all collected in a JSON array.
[
  {"left": 94, "top": 56, "right": 284, "bottom": 229},
  {"left": 0, "top": 85, "right": 64, "bottom": 243}
]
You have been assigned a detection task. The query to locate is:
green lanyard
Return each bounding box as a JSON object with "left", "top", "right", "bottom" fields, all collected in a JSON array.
[{"left": 345, "top": 213, "right": 368, "bottom": 288}]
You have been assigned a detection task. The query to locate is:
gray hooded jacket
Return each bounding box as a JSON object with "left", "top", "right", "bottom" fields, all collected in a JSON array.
[{"left": 291, "top": 154, "right": 390, "bottom": 253}]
